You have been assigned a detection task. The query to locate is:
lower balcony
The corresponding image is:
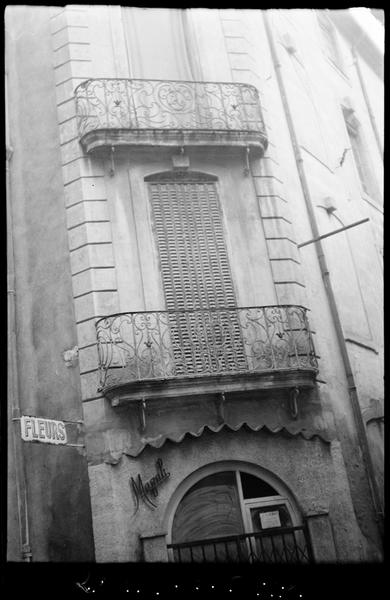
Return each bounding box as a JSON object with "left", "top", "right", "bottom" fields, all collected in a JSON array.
[{"left": 96, "top": 305, "right": 318, "bottom": 404}]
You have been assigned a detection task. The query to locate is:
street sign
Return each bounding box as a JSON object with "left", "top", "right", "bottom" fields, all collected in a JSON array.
[{"left": 20, "top": 416, "right": 67, "bottom": 445}]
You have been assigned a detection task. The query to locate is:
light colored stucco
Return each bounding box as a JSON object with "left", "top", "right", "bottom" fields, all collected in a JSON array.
[{"left": 7, "top": 6, "right": 383, "bottom": 563}]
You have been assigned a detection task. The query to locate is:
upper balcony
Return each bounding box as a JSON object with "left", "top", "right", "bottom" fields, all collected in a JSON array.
[
  {"left": 75, "top": 78, "right": 268, "bottom": 155},
  {"left": 96, "top": 305, "right": 318, "bottom": 405}
]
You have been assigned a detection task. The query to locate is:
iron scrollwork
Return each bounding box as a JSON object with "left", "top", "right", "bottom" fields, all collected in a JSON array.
[
  {"left": 75, "top": 78, "right": 265, "bottom": 138},
  {"left": 96, "top": 305, "right": 318, "bottom": 390}
]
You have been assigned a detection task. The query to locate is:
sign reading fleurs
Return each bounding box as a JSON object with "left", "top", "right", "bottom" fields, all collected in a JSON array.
[
  {"left": 20, "top": 415, "right": 67, "bottom": 445},
  {"left": 130, "top": 458, "right": 170, "bottom": 511}
]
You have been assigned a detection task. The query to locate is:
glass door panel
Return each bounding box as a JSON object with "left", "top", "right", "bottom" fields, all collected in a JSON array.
[
  {"left": 245, "top": 501, "right": 309, "bottom": 564},
  {"left": 171, "top": 471, "right": 246, "bottom": 562},
  {"left": 169, "top": 470, "right": 311, "bottom": 564},
  {"left": 249, "top": 503, "right": 292, "bottom": 531}
]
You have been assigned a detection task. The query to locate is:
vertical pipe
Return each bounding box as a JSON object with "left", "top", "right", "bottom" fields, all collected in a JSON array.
[
  {"left": 6, "top": 62, "right": 32, "bottom": 561},
  {"left": 262, "top": 10, "right": 383, "bottom": 539}
]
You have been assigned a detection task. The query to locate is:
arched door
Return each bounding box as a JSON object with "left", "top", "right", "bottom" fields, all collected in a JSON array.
[{"left": 168, "top": 468, "right": 312, "bottom": 563}]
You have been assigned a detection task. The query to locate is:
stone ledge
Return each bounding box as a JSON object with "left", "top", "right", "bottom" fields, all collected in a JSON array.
[
  {"left": 141, "top": 533, "right": 169, "bottom": 562},
  {"left": 70, "top": 243, "right": 115, "bottom": 275},
  {"left": 66, "top": 199, "right": 110, "bottom": 229},
  {"left": 79, "top": 128, "right": 268, "bottom": 156},
  {"left": 103, "top": 369, "right": 318, "bottom": 406}
]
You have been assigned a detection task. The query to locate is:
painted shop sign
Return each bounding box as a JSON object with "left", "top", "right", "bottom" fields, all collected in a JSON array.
[
  {"left": 20, "top": 415, "right": 67, "bottom": 445},
  {"left": 130, "top": 458, "right": 170, "bottom": 511}
]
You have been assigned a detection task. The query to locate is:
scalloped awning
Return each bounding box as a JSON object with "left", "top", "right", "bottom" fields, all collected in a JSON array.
[{"left": 103, "top": 421, "right": 332, "bottom": 463}]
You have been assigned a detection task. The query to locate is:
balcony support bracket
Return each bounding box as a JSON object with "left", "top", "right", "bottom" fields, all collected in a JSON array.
[
  {"left": 139, "top": 398, "right": 147, "bottom": 432},
  {"left": 215, "top": 392, "right": 226, "bottom": 425},
  {"left": 289, "top": 386, "right": 300, "bottom": 419},
  {"left": 244, "top": 146, "right": 251, "bottom": 176},
  {"left": 109, "top": 146, "right": 115, "bottom": 177}
]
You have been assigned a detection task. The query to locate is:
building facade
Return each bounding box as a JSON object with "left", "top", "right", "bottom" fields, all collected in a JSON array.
[{"left": 6, "top": 6, "right": 383, "bottom": 563}]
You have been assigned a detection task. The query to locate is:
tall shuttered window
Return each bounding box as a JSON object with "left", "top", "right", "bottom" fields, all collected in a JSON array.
[{"left": 147, "top": 171, "right": 247, "bottom": 375}]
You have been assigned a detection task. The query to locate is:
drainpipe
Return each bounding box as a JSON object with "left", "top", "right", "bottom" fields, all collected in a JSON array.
[
  {"left": 351, "top": 45, "right": 383, "bottom": 159},
  {"left": 6, "top": 63, "right": 32, "bottom": 561},
  {"left": 262, "top": 11, "right": 383, "bottom": 540}
]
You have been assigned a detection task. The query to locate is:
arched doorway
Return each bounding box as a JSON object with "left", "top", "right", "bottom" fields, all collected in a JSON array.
[{"left": 166, "top": 464, "right": 312, "bottom": 563}]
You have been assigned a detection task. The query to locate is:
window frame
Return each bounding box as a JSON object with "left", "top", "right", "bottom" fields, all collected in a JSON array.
[
  {"left": 164, "top": 460, "right": 304, "bottom": 545},
  {"left": 168, "top": 465, "right": 301, "bottom": 551},
  {"left": 243, "top": 496, "right": 295, "bottom": 531}
]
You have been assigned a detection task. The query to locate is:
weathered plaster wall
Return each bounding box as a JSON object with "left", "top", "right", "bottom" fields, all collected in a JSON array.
[
  {"left": 218, "top": 10, "right": 308, "bottom": 308},
  {"left": 6, "top": 5, "right": 95, "bottom": 561},
  {"left": 365, "top": 420, "right": 384, "bottom": 507},
  {"left": 223, "top": 8, "right": 383, "bottom": 554},
  {"left": 88, "top": 428, "right": 365, "bottom": 562}
]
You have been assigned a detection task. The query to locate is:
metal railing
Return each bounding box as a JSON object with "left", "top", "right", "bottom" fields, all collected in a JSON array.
[
  {"left": 75, "top": 78, "right": 265, "bottom": 138},
  {"left": 96, "top": 305, "right": 317, "bottom": 390},
  {"left": 167, "top": 525, "right": 313, "bottom": 564}
]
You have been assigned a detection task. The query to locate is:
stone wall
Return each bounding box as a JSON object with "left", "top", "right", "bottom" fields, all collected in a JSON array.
[
  {"left": 88, "top": 427, "right": 365, "bottom": 562},
  {"left": 6, "top": 5, "right": 95, "bottom": 561}
]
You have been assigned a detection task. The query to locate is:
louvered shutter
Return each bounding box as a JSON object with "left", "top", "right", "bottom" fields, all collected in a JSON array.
[{"left": 149, "top": 174, "right": 247, "bottom": 375}]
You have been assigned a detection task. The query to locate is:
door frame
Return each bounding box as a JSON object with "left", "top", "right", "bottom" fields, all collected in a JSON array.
[
  {"left": 242, "top": 495, "right": 299, "bottom": 534},
  {"left": 165, "top": 463, "right": 304, "bottom": 545}
]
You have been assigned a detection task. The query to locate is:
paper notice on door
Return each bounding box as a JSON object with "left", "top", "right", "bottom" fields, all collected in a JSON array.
[{"left": 259, "top": 510, "right": 281, "bottom": 529}]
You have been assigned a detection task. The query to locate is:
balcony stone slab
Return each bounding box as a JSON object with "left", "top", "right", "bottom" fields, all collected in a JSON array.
[{"left": 105, "top": 370, "right": 317, "bottom": 406}]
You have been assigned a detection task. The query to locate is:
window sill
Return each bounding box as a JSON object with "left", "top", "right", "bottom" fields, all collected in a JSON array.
[
  {"left": 344, "top": 336, "right": 379, "bottom": 355},
  {"left": 324, "top": 55, "right": 350, "bottom": 84},
  {"left": 360, "top": 191, "right": 383, "bottom": 212}
]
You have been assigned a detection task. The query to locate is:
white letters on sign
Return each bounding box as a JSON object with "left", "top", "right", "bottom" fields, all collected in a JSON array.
[
  {"left": 260, "top": 510, "right": 281, "bottom": 530},
  {"left": 20, "top": 416, "right": 67, "bottom": 445}
]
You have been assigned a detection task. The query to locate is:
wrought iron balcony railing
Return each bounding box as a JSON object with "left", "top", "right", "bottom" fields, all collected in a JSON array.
[
  {"left": 167, "top": 525, "right": 313, "bottom": 564},
  {"left": 96, "top": 305, "right": 318, "bottom": 395},
  {"left": 75, "top": 78, "right": 268, "bottom": 154}
]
